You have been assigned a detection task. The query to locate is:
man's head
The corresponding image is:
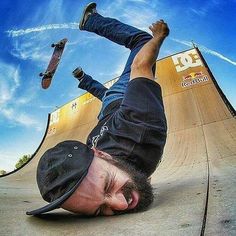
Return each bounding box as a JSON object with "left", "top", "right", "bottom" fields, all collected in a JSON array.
[
  {"left": 62, "top": 148, "right": 153, "bottom": 216},
  {"left": 26, "top": 141, "right": 153, "bottom": 216}
]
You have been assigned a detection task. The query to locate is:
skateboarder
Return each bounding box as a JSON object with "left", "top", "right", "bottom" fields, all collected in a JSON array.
[{"left": 27, "top": 2, "right": 169, "bottom": 216}]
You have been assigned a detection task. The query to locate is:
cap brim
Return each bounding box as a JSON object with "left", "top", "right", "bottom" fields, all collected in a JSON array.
[{"left": 26, "top": 170, "right": 88, "bottom": 216}]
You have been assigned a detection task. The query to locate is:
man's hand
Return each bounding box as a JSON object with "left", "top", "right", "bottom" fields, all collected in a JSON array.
[{"left": 149, "top": 20, "right": 169, "bottom": 39}]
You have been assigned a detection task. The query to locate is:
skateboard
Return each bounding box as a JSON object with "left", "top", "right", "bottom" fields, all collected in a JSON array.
[{"left": 39, "top": 38, "right": 68, "bottom": 89}]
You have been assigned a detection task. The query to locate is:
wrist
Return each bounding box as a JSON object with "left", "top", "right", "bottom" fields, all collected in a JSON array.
[
  {"left": 152, "top": 35, "right": 165, "bottom": 45},
  {"left": 155, "top": 34, "right": 167, "bottom": 40}
]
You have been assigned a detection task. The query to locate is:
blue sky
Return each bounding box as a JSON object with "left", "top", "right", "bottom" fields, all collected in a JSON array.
[{"left": 0, "top": 0, "right": 236, "bottom": 172}]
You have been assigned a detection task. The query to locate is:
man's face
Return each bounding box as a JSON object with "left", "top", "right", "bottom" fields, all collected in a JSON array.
[{"left": 61, "top": 150, "right": 153, "bottom": 216}]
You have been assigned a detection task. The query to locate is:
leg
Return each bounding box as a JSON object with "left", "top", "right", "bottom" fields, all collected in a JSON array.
[
  {"left": 84, "top": 13, "right": 151, "bottom": 50},
  {"left": 81, "top": 7, "right": 155, "bottom": 120},
  {"left": 73, "top": 67, "right": 107, "bottom": 101},
  {"left": 78, "top": 74, "right": 108, "bottom": 101}
]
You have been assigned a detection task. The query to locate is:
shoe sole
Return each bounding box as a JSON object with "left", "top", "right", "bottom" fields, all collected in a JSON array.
[{"left": 79, "top": 2, "right": 97, "bottom": 30}]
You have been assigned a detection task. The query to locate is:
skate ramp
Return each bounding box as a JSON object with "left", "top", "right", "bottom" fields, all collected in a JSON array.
[{"left": 0, "top": 48, "right": 235, "bottom": 236}]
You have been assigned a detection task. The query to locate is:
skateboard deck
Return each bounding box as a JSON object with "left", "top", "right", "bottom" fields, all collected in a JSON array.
[{"left": 39, "top": 38, "right": 68, "bottom": 89}]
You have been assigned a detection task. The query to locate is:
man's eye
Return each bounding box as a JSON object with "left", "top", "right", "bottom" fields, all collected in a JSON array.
[
  {"left": 96, "top": 205, "right": 106, "bottom": 216},
  {"left": 105, "top": 173, "right": 116, "bottom": 194},
  {"left": 95, "top": 209, "right": 100, "bottom": 216}
]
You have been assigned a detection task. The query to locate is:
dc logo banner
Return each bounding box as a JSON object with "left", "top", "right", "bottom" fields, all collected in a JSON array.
[{"left": 172, "top": 49, "right": 203, "bottom": 72}]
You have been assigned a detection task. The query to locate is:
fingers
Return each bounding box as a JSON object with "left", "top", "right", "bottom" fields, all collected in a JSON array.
[
  {"left": 158, "top": 19, "right": 166, "bottom": 24},
  {"left": 149, "top": 20, "right": 167, "bottom": 29},
  {"left": 150, "top": 19, "right": 167, "bottom": 27}
]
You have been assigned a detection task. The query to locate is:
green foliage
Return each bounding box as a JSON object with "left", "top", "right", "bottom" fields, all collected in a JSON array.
[
  {"left": 0, "top": 170, "right": 7, "bottom": 175},
  {"left": 15, "top": 154, "right": 32, "bottom": 169}
]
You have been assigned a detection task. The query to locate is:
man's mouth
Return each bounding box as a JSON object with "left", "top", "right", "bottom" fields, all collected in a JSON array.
[{"left": 127, "top": 190, "right": 139, "bottom": 210}]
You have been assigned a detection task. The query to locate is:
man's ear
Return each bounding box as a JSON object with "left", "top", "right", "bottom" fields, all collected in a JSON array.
[
  {"left": 91, "top": 147, "right": 100, "bottom": 156},
  {"left": 92, "top": 147, "right": 112, "bottom": 160}
]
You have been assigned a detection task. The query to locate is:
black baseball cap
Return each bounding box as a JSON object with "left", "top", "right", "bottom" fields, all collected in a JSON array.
[{"left": 26, "top": 140, "right": 94, "bottom": 215}]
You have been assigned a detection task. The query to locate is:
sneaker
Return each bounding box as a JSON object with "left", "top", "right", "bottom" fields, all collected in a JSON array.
[
  {"left": 79, "top": 2, "right": 97, "bottom": 30},
  {"left": 72, "top": 67, "right": 84, "bottom": 81}
]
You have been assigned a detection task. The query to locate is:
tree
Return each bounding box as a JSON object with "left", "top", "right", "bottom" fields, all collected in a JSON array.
[
  {"left": 15, "top": 154, "right": 32, "bottom": 169},
  {"left": 0, "top": 170, "right": 7, "bottom": 175}
]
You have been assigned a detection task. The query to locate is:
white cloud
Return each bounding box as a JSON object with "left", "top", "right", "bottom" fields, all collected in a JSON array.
[
  {"left": 190, "top": 8, "right": 207, "bottom": 16},
  {"left": 101, "top": 0, "right": 157, "bottom": 30},
  {"left": 190, "top": 0, "right": 221, "bottom": 16},
  {"left": 6, "top": 23, "right": 80, "bottom": 37},
  {"left": 5, "top": 0, "right": 66, "bottom": 38},
  {"left": 121, "top": 7, "right": 156, "bottom": 31},
  {"left": 171, "top": 38, "right": 236, "bottom": 66},
  {"left": 39, "top": 105, "right": 55, "bottom": 109},
  {"left": 0, "top": 151, "right": 18, "bottom": 172},
  {"left": 0, "top": 149, "right": 33, "bottom": 172},
  {"left": 10, "top": 40, "right": 51, "bottom": 63},
  {"left": 5, "top": 0, "right": 79, "bottom": 63},
  {"left": 114, "top": 56, "right": 129, "bottom": 76},
  {"left": 8, "top": 25, "right": 101, "bottom": 63},
  {"left": 129, "top": 0, "right": 148, "bottom": 3},
  {"left": 199, "top": 46, "right": 236, "bottom": 66},
  {"left": 16, "top": 96, "right": 34, "bottom": 105},
  {"left": 0, "top": 107, "right": 43, "bottom": 131},
  {"left": 0, "top": 62, "right": 20, "bottom": 105},
  {"left": 0, "top": 60, "right": 43, "bottom": 130},
  {"left": 67, "top": 34, "right": 102, "bottom": 47},
  {"left": 6, "top": 0, "right": 157, "bottom": 64},
  {"left": 170, "top": 38, "right": 193, "bottom": 47}
]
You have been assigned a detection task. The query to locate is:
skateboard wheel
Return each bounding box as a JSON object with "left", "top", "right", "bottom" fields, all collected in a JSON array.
[
  {"left": 39, "top": 72, "right": 44, "bottom": 77},
  {"left": 51, "top": 43, "right": 55, "bottom": 48}
]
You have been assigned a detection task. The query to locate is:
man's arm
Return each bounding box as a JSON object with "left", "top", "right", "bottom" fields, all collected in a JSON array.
[{"left": 130, "top": 20, "right": 169, "bottom": 81}]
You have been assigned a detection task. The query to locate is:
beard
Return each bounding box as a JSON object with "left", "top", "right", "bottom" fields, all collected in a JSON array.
[{"left": 104, "top": 157, "right": 154, "bottom": 214}]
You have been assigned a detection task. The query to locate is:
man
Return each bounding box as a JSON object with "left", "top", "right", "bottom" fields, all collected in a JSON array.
[{"left": 27, "top": 2, "right": 169, "bottom": 216}]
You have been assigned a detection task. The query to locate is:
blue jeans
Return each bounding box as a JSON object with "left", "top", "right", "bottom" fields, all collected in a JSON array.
[{"left": 80, "top": 13, "right": 154, "bottom": 120}]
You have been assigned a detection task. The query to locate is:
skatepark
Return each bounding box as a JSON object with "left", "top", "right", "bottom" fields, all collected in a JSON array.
[{"left": 0, "top": 48, "right": 235, "bottom": 235}]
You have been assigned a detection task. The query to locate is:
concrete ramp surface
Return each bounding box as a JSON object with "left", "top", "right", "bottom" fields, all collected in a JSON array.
[{"left": 0, "top": 48, "right": 235, "bottom": 236}]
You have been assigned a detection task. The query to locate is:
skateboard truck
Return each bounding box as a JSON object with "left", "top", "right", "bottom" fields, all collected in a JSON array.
[
  {"left": 39, "top": 71, "right": 53, "bottom": 77},
  {"left": 51, "top": 41, "right": 65, "bottom": 49}
]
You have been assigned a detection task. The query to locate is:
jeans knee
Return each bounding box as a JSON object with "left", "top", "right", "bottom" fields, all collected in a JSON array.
[
  {"left": 132, "top": 31, "right": 152, "bottom": 49},
  {"left": 140, "top": 31, "right": 153, "bottom": 42}
]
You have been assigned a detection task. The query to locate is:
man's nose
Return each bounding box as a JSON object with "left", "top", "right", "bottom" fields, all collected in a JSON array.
[{"left": 105, "top": 192, "right": 128, "bottom": 211}]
